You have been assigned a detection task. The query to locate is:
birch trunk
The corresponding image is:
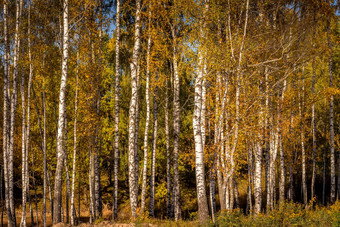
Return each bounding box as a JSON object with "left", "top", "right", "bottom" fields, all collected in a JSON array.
[
  {"left": 278, "top": 81, "right": 286, "bottom": 205},
  {"left": 128, "top": 0, "right": 142, "bottom": 218},
  {"left": 328, "top": 24, "right": 335, "bottom": 203},
  {"left": 246, "top": 145, "right": 253, "bottom": 214},
  {"left": 149, "top": 74, "right": 159, "bottom": 217},
  {"left": 8, "top": 0, "right": 23, "bottom": 224},
  {"left": 71, "top": 52, "right": 79, "bottom": 226},
  {"left": 94, "top": 101, "right": 102, "bottom": 218},
  {"left": 299, "top": 68, "right": 307, "bottom": 205},
  {"left": 165, "top": 79, "right": 172, "bottom": 218},
  {"left": 141, "top": 6, "right": 151, "bottom": 214},
  {"left": 194, "top": 8, "right": 209, "bottom": 224},
  {"left": 193, "top": 1, "right": 210, "bottom": 222},
  {"left": 311, "top": 57, "right": 316, "bottom": 200},
  {"left": 172, "top": 23, "right": 182, "bottom": 222},
  {"left": 89, "top": 145, "right": 95, "bottom": 223},
  {"left": 20, "top": 66, "right": 27, "bottom": 227},
  {"left": 323, "top": 140, "right": 326, "bottom": 205},
  {"left": 64, "top": 117, "right": 71, "bottom": 223},
  {"left": 2, "top": 2, "right": 12, "bottom": 226},
  {"left": 254, "top": 140, "right": 262, "bottom": 215},
  {"left": 43, "top": 84, "right": 47, "bottom": 227},
  {"left": 53, "top": 0, "right": 69, "bottom": 222},
  {"left": 113, "top": 0, "right": 121, "bottom": 220}
]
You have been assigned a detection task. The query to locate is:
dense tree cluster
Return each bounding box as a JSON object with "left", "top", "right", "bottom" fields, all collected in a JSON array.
[{"left": 0, "top": 0, "right": 339, "bottom": 226}]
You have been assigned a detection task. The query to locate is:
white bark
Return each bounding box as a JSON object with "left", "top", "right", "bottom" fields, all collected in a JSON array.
[
  {"left": 113, "top": 0, "right": 121, "bottom": 220},
  {"left": 20, "top": 67, "right": 27, "bottom": 227},
  {"left": 194, "top": 2, "right": 209, "bottom": 222},
  {"left": 8, "top": 1, "right": 23, "bottom": 224},
  {"left": 2, "top": 1, "right": 12, "bottom": 225},
  {"left": 53, "top": 0, "right": 69, "bottom": 223},
  {"left": 128, "top": 0, "right": 142, "bottom": 218},
  {"left": 149, "top": 74, "right": 159, "bottom": 217},
  {"left": 71, "top": 52, "right": 79, "bottom": 226},
  {"left": 141, "top": 6, "right": 151, "bottom": 214},
  {"left": 328, "top": 24, "right": 335, "bottom": 203},
  {"left": 172, "top": 22, "right": 182, "bottom": 221}
]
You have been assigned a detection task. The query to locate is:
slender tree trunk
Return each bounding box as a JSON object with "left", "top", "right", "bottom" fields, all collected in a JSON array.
[
  {"left": 2, "top": 2, "right": 9, "bottom": 226},
  {"left": 94, "top": 100, "right": 102, "bottom": 219},
  {"left": 53, "top": 0, "right": 69, "bottom": 223},
  {"left": 71, "top": 52, "right": 79, "bottom": 226},
  {"left": 246, "top": 145, "right": 253, "bottom": 214},
  {"left": 89, "top": 145, "right": 95, "bottom": 223},
  {"left": 141, "top": 5, "right": 151, "bottom": 214},
  {"left": 95, "top": 10, "right": 103, "bottom": 218},
  {"left": 278, "top": 134, "right": 285, "bottom": 204},
  {"left": 311, "top": 57, "right": 316, "bottom": 201},
  {"left": 8, "top": 1, "right": 23, "bottom": 225},
  {"left": 113, "top": 0, "right": 121, "bottom": 220},
  {"left": 128, "top": 0, "right": 142, "bottom": 218},
  {"left": 149, "top": 74, "right": 159, "bottom": 217},
  {"left": 328, "top": 24, "right": 335, "bottom": 203},
  {"left": 165, "top": 78, "right": 172, "bottom": 218},
  {"left": 299, "top": 67, "right": 307, "bottom": 205},
  {"left": 47, "top": 169, "right": 53, "bottom": 221},
  {"left": 64, "top": 116, "right": 71, "bottom": 223},
  {"left": 172, "top": 22, "right": 182, "bottom": 222},
  {"left": 254, "top": 139, "right": 262, "bottom": 215},
  {"left": 43, "top": 84, "right": 47, "bottom": 227},
  {"left": 20, "top": 67, "right": 27, "bottom": 227}
]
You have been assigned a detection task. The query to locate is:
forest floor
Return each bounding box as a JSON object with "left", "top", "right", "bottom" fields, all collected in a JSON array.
[{"left": 2, "top": 200, "right": 339, "bottom": 226}]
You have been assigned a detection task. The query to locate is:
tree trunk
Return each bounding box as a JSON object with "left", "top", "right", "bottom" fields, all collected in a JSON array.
[
  {"left": 149, "top": 74, "right": 159, "bottom": 217},
  {"left": 172, "top": 22, "right": 182, "bottom": 222},
  {"left": 246, "top": 145, "right": 253, "bottom": 214},
  {"left": 299, "top": 67, "right": 307, "bottom": 205},
  {"left": 89, "top": 144, "right": 95, "bottom": 223},
  {"left": 328, "top": 24, "right": 335, "bottom": 203},
  {"left": 128, "top": 0, "right": 142, "bottom": 218},
  {"left": 113, "top": 0, "right": 121, "bottom": 220},
  {"left": 165, "top": 78, "right": 172, "bottom": 218},
  {"left": 64, "top": 116, "right": 71, "bottom": 223},
  {"left": 141, "top": 5, "right": 151, "bottom": 214},
  {"left": 53, "top": 0, "right": 69, "bottom": 223},
  {"left": 323, "top": 140, "right": 326, "bottom": 205},
  {"left": 2, "top": 1, "right": 12, "bottom": 226},
  {"left": 311, "top": 56, "right": 316, "bottom": 200},
  {"left": 43, "top": 83, "right": 47, "bottom": 227},
  {"left": 94, "top": 101, "right": 102, "bottom": 219},
  {"left": 194, "top": 1, "right": 210, "bottom": 222},
  {"left": 47, "top": 169, "right": 53, "bottom": 221},
  {"left": 20, "top": 68, "right": 27, "bottom": 227},
  {"left": 8, "top": 1, "right": 23, "bottom": 225},
  {"left": 254, "top": 139, "right": 262, "bottom": 215},
  {"left": 71, "top": 51, "right": 79, "bottom": 226}
]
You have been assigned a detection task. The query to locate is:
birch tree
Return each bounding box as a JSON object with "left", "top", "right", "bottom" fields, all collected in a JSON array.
[
  {"left": 53, "top": 0, "right": 69, "bottom": 223},
  {"left": 141, "top": 2, "right": 152, "bottom": 215},
  {"left": 113, "top": 0, "right": 121, "bottom": 220},
  {"left": 193, "top": 1, "right": 209, "bottom": 221},
  {"left": 128, "top": 0, "right": 142, "bottom": 218}
]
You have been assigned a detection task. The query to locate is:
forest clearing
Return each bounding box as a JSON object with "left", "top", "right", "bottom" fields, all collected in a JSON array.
[{"left": 1, "top": 0, "right": 340, "bottom": 226}]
